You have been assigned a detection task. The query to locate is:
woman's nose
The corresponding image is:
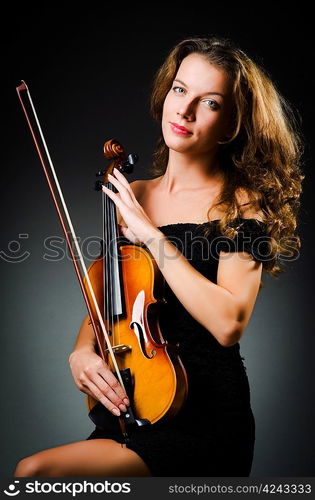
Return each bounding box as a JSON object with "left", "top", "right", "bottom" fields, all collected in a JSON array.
[
  {"left": 177, "top": 100, "right": 195, "bottom": 120},
  {"left": 177, "top": 109, "right": 194, "bottom": 120}
]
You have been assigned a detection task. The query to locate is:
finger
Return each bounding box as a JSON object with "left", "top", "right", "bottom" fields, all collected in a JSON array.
[
  {"left": 112, "top": 168, "right": 140, "bottom": 205},
  {"left": 108, "top": 174, "right": 134, "bottom": 205},
  {"left": 92, "top": 374, "right": 127, "bottom": 411},
  {"left": 82, "top": 379, "right": 122, "bottom": 416},
  {"left": 102, "top": 185, "right": 125, "bottom": 210},
  {"left": 98, "top": 368, "right": 130, "bottom": 405},
  {"left": 118, "top": 225, "right": 136, "bottom": 243},
  {"left": 112, "top": 167, "right": 129, "bottom": 186}
]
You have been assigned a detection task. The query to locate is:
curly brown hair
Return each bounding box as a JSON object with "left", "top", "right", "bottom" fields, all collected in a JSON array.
[{"left": 148, "top": 36, "right": 305, "bottom": 278}]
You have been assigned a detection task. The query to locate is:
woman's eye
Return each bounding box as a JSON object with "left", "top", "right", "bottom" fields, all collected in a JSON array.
[
  {"left": 172, "top": 86, "right": 185, "bottom": 94},
  {"left": 204, "top": 99, "right": 220, "bottom": 110}
]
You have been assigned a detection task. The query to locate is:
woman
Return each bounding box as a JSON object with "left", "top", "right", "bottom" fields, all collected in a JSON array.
[{"left": 14, "top": 36, "right": 304, "bottom": 477}]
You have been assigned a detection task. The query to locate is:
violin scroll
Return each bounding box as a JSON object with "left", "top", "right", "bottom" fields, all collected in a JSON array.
[
  {"left": 94, "top": 139, "right": 138, "bottom": 190},
  {"left": 103, "top": 138, "right": 138, "bottom": 174}
]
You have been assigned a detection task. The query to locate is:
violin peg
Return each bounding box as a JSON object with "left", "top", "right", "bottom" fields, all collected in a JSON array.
[
  {"left": 96, "top": 168, "right": 106, "bottom": 177},
  {"left": 94, "top": 180, "right": 104, "bottom": 191},
  {"left": 122, "top": 153, "right": 139, "bottom": 174},
  {"left": 128, "top": 153, "right": 139, "bottom": 165}
]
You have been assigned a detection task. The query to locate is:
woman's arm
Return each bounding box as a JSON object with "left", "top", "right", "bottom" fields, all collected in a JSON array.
[
  {"left": 68, "top": 317, "right": 130, "bottom": 415},
  {"left": 145, "top": 230, "right": 263, "bottom": 347},
  {"left": 71, "top": 315, "right": 97, "bottom": 354},
  {"left": 106, "top": 172, "right": 263, "bottom": 347}
]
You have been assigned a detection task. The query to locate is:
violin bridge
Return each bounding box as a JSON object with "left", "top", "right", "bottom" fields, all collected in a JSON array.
[{"left": 104, "top": 344, "right": 132, "bottom": 354}]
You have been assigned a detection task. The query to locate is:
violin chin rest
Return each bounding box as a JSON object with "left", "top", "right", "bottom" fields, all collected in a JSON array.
[
  {"left": 89, "top": 401, "right": 151, "bottom": 432},
  {"left": 88, "top": 402, "right": 121, "bottom": 432}
]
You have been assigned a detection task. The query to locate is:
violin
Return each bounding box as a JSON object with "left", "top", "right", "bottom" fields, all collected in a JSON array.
[{"left": 16, "top": 81, "right": 188, "bottom": 443}]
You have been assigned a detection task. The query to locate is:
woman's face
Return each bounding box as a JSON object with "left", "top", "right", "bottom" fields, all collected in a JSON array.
[{"left": 161, "top": 53, "right": 234, "bottom": 157}]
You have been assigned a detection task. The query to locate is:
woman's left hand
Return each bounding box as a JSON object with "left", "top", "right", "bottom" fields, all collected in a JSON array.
[{"left": 102, "top": 167, "right": 158, "bottom": 245}]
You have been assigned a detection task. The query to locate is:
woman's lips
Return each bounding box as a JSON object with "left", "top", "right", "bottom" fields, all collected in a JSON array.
[{"left": 170, "top": 123, "right": 192, "bottom": 136}]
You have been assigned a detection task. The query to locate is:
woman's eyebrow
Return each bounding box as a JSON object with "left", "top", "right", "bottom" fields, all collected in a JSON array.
[{"left": 174, "top": 78, "right": 225, "bottom": 98}]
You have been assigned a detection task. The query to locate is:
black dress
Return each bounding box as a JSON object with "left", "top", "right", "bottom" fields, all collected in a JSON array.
[{"left": 87, "top": 218, "right": 269, "bottom": 476}]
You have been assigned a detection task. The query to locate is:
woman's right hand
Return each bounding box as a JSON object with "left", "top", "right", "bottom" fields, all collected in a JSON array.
[{"left": 68, "top": 349, "right": 130, "bottom": 416}]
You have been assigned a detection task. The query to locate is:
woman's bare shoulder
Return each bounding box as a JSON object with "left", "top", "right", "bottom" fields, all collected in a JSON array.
[
  {"left": 130, "top": 177, "right": 161, "bottom": 195},
  {"left": 129, "top": 179, "right": 147, "bottom": 196},
  {"left": 129, "top": 177, "right": 158, "bottom": 200}
]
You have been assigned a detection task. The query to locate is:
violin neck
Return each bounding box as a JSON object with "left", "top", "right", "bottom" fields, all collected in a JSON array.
[{"left": 102, "top": 183, "right": 124, "bottom": 318}]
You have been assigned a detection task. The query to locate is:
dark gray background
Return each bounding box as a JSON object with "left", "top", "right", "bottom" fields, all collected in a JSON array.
[{"left": 2, "top": 5, "right": 314, "bottom": 477}]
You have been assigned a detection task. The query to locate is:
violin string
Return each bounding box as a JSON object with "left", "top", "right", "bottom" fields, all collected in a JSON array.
[
  {"left": 108, "top": 183, "right": 117, "bottom": 358},
  {"left": 103, "top": 190, "right": 109, "bottom": 361},
  {"left": 109, "top": 180, "right": 121, "bottom": 372},
  {"left": 18, "top": 82, "right": 126, "bottom": 392},
  {"left": 107, "top": 181, "right": 122, "bottom": 378},
  {"left": 112, "top": 184, "right": 122, "bottom": 366},
  {"left": 109, "top": 183, "right": 115, "bottom": 352},
  {"left": 112, "top": 184, "right": 118, "bottom": 358},
  {"left": 106, "top": 182, "right": 115, "bottom": 365},
  {"left": 105, "top": 181, "right": 119, "bottom": 372}
]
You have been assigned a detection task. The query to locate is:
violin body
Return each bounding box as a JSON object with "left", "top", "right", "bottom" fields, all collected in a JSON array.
[{"left": 84, "top": 242, "right": 188, "bottom": 424}]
